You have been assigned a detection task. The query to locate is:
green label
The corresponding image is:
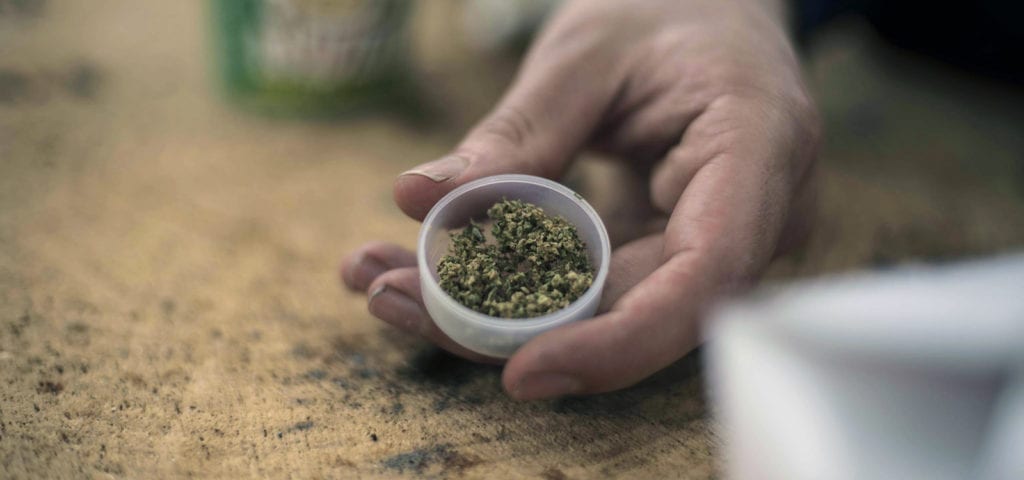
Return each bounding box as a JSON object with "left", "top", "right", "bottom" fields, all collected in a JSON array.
[{"left": 211, "top": 0, "right": 412, "bottom": 115}]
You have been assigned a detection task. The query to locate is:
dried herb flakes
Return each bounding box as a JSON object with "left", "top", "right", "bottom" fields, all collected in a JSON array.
[{"left": 438, "top": 199, "right": 593, "bottom": 318}]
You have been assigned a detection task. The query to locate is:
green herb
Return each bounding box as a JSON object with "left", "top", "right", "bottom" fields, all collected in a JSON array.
[{"left": 437, "top": 199, "right": 594, "bottom": 318}]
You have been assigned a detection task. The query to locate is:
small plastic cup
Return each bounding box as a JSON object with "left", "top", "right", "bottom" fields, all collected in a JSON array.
[{"left": 417, "top": 174, "right": 611, "bottom": 359}]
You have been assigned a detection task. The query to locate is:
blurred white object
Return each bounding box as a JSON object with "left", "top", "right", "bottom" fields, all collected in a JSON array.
[{"left": 707, "top": 254, "right": 1024, "bottom": 480}]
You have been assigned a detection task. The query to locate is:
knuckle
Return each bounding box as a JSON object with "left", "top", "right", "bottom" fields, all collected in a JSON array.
[
  {"left": 474, "top": 107, "right": 535, "bottom": 149},
  {"left": 711, "top": 64, "right": 754, "bottom": 94},
  {"left": 784, "top": 89, "right": 822, "bottom": 172},
  {"left": 461, "top": 106, "right": 564, "bottom": 178},
  {"left": 649, "top": 154, "right": 695, "bottom": 213}
]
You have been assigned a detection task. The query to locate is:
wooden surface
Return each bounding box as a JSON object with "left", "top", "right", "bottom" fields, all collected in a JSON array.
[{"left": 2, "top": 2, "right": 1023, "bottom": 479}]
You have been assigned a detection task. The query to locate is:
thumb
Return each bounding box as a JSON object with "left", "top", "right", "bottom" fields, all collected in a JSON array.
[{"left": 394, "top": 44, "right": 619, "bottom": 220}]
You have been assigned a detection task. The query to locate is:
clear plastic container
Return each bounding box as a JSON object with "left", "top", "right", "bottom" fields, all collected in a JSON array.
[{"left": 417, "top": 174, "right": 611, "bottom": 358}]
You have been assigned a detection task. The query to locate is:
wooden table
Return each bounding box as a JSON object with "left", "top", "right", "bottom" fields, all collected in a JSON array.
[{"left": 3, "top": 2, "right": 1023, "bottom": 478}]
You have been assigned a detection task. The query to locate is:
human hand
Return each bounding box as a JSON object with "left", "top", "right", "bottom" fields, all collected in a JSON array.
[{"left": 341, "top": 0, "right": 819, "bottom": 399}]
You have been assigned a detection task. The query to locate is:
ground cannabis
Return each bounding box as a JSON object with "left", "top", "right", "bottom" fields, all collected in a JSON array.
[{"left": 437, "top": 199, "right": 594, "bottom": 318}]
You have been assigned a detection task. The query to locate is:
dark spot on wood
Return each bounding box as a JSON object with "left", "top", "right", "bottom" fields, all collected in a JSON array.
[
  {"left": 291, "top": 420, "right": 314, "bottom": 432},
  {"left": 381, "top": 445, "right": 446, "bottom": 474},
  {"left": 291, "top": 343, "right": 316, "bottom": 359},
  {"left": 430, "top": 390, "right": 486, "bottom": 413},
  {"left": 470, "top": 432, "right": 489, "bottom": 443},
  {"left": 380, "top": 443, "right": 482, "bottom": 475},
  {"left": 397, "top": 348, "right": 497, "bottom": 390},
  {"left": 0, "top": 0, "right": 46, "bottom": 17},
  {"left": 0, "top": 69, "right": 30, "bottom": 103},
  {"left": 37, "top": 380, "right": 63, "bottom": 395},
  {"left": 10, "top": 312, "right": 31, "bottom": 337},
  {"left": 123, "top": 372, "right": 147, "bottom": 389},
  {"left": 541, "top": 467, "right": 568, "bottom": 480},
  {"left": 333, "top": 456, "right": 356, "bottom": 468},
  {"left": 432, "top": 397, "right": 450, "bottom": 413},
  {"left": 66, "top": 321, "right": 88, "bottom": 334},
  {"left": 160, "top": 298, "right": 176, "bottom": 316},
  {"left": 382, "top": 402, "right": 403, "bottom": 415},
  {"left": 495, "top": 425, "right": 510, "bottom": 442},
  {"left": 65, "top": 62, "right": 101, "bottom": 99},
  {"left": 442, "top": 449, "right": 484, "bottom": 473},
  {"left": 324, "top": 335, "right": 369, "bottom": 365},
  {"left": 354, "top": 367, "right": 378, "bottom": 379},
  {"left": 305, "top": 369, "right": 326, "bottom": 381}
]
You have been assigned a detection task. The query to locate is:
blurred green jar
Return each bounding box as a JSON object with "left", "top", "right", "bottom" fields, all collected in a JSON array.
[{"left": 212, "top": 0, "right": 413, "bottom": 116}]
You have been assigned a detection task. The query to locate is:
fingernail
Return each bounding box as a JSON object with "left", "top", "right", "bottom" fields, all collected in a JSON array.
[
  {"left": 354, "top": 255, "right": 387, "bottom": 289},
  {"left": 368, "top": 283, "right": 389, "bottom": 302},
  {"left": 399, "top": 155, "right": 469, "bottom": 183},
  {"left": 367, "top": 284, "right": 422, "bottom": 333},
  {"left": 512, "top": 372, "right": 583, "bottom": 400}
]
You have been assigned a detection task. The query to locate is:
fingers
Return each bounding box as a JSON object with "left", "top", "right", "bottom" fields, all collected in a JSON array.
[
  {"left": 342, "top": 242, "right": 500, "bottom": 363},
  {"left": 649, "top": 140, "right": 707, "bottom": 214},
  {"left": 658, "top": 95, "right": 814, "bottom": 278},
  {"left": 344, "top": 233, "right": 672, "bottom": 382},
  {"left": 366, "top": 267, "right": 502, "bottom": 365},
  {"left": 503, "top": 249, "right": 711, "bottom": 400},
  {"left": 340, "top": 241, "right": 417, "bottom": 292},
  {"left": 501, "top": 164, "right": 759, "bottom": 399},
  {"left": 504, "top": 96, "right": 817, "bottom": 400},
  {"left": 498, "top": 232, "right": 672, "bottom": 399},
  {"left": 649, "top": 94, "right": 811, "bottom": 216},
  {"left": 393, "top": 28, "right": 622, "bottom": 220},
  {"left": 598, "top": 233, "right": 665, "bottom": 312}
]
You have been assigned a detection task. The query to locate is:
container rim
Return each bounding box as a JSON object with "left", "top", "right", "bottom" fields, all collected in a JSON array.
[{"left": 417, "top": 174, "right": 612, "bottom": 331}]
